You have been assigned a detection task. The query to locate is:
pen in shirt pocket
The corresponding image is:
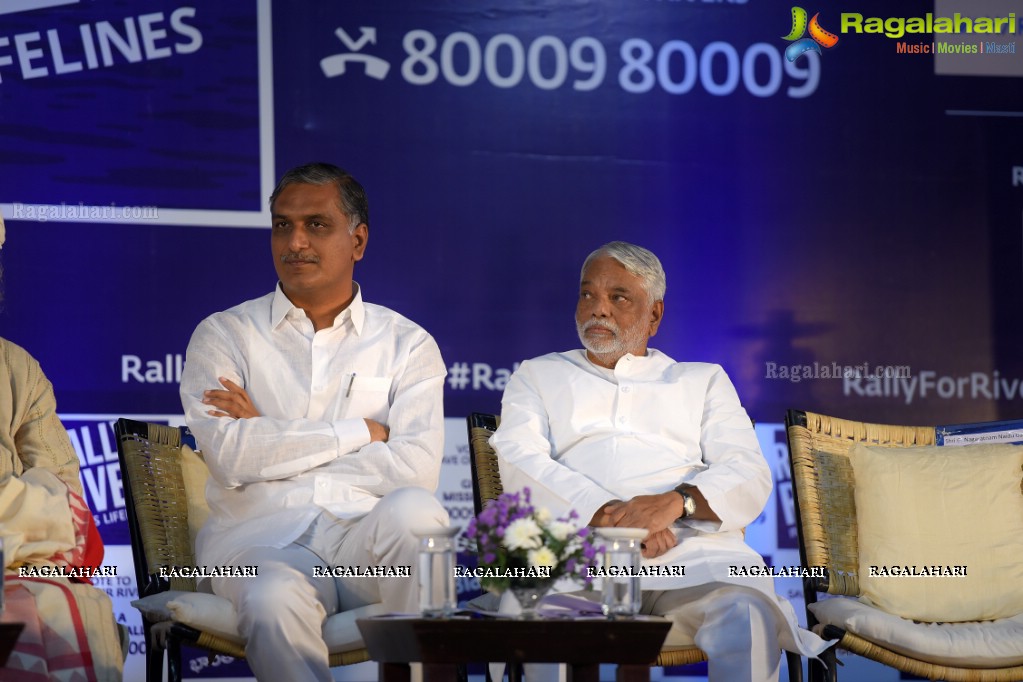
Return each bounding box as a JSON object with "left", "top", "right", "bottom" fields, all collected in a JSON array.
[{"left": 346, "top": 372, "right": 356, "bottom": 397}]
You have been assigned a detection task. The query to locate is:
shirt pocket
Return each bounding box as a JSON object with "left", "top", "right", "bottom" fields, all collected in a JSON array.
[{"left": 346, "top": 375, "right": 392, "bottom": 422}]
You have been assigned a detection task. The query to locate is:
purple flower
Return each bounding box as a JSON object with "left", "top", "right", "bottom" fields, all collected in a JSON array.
[
  {"left": 466, "top": 487, "right": 606, "bottom": 591},
  {"left": 478, "top": 507, "right": 497, "bottom": 526}
]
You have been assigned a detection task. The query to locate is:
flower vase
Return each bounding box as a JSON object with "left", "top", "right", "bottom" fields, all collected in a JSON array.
[{"left": 509, "top": 579, "right": 555, "bottom": 620}]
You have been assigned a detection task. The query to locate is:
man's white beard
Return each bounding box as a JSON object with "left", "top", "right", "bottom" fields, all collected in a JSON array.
[{"left": 577, "top": 318, "right": 647, "bottom": 364}]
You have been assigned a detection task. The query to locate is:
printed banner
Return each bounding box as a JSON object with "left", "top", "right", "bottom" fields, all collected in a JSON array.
[{"left": 2, "top": 2, "right": 1021, "bottom": 680}]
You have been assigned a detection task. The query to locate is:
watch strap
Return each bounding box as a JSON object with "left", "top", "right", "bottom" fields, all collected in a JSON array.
[{"left": 674, "top": 485, "right": 696, "bottom": 519}]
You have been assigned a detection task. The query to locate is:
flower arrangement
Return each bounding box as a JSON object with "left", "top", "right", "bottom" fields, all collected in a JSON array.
[{"left": 465, "top": 487, "right": 601, "bottom": 593}]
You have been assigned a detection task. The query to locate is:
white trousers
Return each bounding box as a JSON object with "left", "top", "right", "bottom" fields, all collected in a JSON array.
[
  {"left": 650, "top": 584, "right": 782, "bottom": 682},
  {"left": 210, "top": 487, "right": 448, "bottom": 682},
  {"left": 516, "top": 584, "right": 783, "bottom": 682}
]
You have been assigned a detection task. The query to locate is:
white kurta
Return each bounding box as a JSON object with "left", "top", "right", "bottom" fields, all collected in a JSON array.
[
  {"left": 180, "top": 284, "right": 446, "bottom": 568},
  {"left": 491, "top": 348, "right": 829, "bottom": 657}
]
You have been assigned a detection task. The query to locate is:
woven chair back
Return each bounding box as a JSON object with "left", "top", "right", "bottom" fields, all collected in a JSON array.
[
  {"left": 116, "top": 420, "right": 198, "bottom": 593},
  {"left": 786, "top": 411, "right": 937, "bottom": 596},
  {"left": 466, "top": 413, "right": 503, "bottom": 515}
]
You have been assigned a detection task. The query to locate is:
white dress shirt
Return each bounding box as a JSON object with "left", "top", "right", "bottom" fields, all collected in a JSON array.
[{"left": 180, "top": 284, "right": 446, "bottom": 567}]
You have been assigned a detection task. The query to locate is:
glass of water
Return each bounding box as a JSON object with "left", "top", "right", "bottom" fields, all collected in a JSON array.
[
  {"left": 594, "top": 527, "right": 646, "bottom": 619},
  {"left": 413, "top": 526, "right": 460, "bottom": 618}
]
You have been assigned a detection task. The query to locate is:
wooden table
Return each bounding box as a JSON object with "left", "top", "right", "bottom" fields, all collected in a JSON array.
[{"left": 357, "top": 616, "right": 671, "bottom": 682}]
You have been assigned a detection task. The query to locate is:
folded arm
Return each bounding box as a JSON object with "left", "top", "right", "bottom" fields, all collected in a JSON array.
[
  {"left": 310, "top": 343, "right": 446, "bottom": 495},
  {"left": 202, "top": 377, "right": 390, "bottom": 442}
]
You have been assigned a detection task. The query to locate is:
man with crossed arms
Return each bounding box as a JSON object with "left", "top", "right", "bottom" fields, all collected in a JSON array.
[{"left": 180, "top": 163, "right": 447, "bottom": 681}]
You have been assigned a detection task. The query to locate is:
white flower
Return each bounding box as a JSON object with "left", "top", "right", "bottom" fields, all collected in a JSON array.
[
  {"left": 547, "top": 521, "right": 577, "bottom": 542},
  {"left": 535, "top": 507, "right": 552, "bottom": 525},
  {"left": 503, "top": 517, "right": 542, "bottom": 551},
  {"left": 527, "top": 546, "right": 558, "bottom": 570}
]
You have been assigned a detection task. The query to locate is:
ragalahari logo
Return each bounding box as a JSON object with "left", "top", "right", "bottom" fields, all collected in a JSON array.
[{"left": 782, "top": 7, "right": 839, "bottom": 62}]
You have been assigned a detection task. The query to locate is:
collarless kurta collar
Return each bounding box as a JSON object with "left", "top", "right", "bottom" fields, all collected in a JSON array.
[
  {"left": 613, "top": 348, "right": 673, "bottom": 376},
  {"left": 573, "top": 347, "right": 674, "bottom": 380}
]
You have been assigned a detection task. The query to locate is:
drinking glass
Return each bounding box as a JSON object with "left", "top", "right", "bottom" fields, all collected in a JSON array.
[
  {"left": 594, "top": 527, "right": 646, "bottom": 619},
  {"left": 413, "top": 526, "right": 460, "bottom": 618}
]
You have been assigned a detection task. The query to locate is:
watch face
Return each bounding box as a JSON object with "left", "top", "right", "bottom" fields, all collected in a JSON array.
[{"left": 683, "top": 494, "right": 696, "bottom": 518}]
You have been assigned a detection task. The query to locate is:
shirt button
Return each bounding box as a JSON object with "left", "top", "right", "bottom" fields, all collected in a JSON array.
[
  {"left": 621, "top": 386, "right": 630, "bottom": 393},
  {"left": 619, "top": 416, "right": 627, "bottom": 423}
]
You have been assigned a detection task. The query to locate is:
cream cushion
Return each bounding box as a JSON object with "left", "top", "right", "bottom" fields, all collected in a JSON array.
[
  {"left": 850, "top": 442, "right": 1023, "bottom": 622},
  {"left": 179, "top": 444, "right": 211, "bottom": 549},
  {"left": 131, "top": 590, "right": 189, "bottom": 622},
  {"left": 164, "top": 592, "right": 386, "bottom": 653},
  {"left": 810, "top": 597, "right": 1023, "bottom": 667},
  {"left": 135, "top": 444, "right": 384, "bottom": 655}
]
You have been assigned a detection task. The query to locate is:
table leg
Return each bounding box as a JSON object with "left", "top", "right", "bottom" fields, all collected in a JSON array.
[
  {"left": 568, "top": 662, "right": 600, "bottom": 682},
  {"left": 616, "top": 664, "right": 652, "bottom": 682},
  {"left": 378, "top": 662, "right": 411, "bottom": 682},
  {"left": 423, "top": 663, "right": 459, "bottom": 681}
]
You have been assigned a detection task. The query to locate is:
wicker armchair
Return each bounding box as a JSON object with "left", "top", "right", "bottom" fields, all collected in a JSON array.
[
  {"left": 785, "top": 410, "right": 1023, "bottom": 682},
  {"left": 466, "top": 412, "right": 803, "bottom": 679},
  {"left": 114, "top": 418, "right": 376, "bottom": 682}
]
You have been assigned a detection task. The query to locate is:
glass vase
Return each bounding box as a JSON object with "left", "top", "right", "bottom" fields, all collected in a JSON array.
[{"left": 508, "top": 578, "right": 556, "bottom": 620}]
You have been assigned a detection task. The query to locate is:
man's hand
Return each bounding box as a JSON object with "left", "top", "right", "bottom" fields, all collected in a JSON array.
[
  {"left": 203, "top": 377, "right": 260, "bottom": 419},
  {"left": 365, "top": 419, "right": 390, "bottom": 443},
  {"left": 605, "top": 492, "right": 684, "bottom": 533},
  {"left": 641, "top": 528, "right": 677, "bottom": 559},
  {"left": 588, "top": 499, "right": 623, "bottom": 527}
]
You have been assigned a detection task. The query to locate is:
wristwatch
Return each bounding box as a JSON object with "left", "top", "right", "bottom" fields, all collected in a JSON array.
[{"left": 674, "top": 485, "right": 697, "bottom": 519}]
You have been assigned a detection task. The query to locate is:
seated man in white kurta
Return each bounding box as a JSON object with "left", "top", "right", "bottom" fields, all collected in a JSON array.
[
  {"left": 490, "top": 241, "right": 831, "bottom": 682},
  {"left": 180, "top": 163, "right": 448, "bottom": 682}
]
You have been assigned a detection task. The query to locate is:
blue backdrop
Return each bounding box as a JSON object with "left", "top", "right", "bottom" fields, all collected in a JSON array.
[{"left": 2, "top": 1, "right": 1021, "bottom": 679}]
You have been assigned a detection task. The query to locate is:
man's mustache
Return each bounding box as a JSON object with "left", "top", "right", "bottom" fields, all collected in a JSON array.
[
  {"left": 580, "top": 319, "right": 619, "bottom": 335},
  {"left": 281, "top": 253, "right": 320, "bottom": 264}
]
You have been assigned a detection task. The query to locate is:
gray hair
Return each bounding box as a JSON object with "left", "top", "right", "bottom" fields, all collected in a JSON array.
[
  {"left": 269, "top": 162, "right": 368, "bottom": 232},
  {"left": 582, "top": 241, "right": 666, "bottom": 301}
]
